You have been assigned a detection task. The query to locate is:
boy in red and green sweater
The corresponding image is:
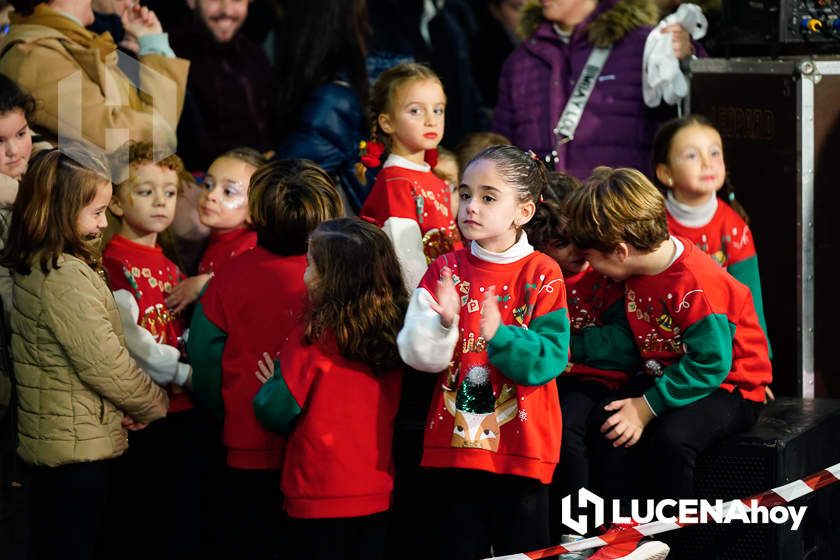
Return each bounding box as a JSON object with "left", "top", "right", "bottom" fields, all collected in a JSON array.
[
  {"left": 564, "top": 167, "right": 771, "bottom": 559},
  {"left": 187, "top": 160, "right": 344, "bottom": 559}
]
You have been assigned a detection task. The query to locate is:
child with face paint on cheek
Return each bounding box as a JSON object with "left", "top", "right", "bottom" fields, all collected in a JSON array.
[{"left": 165, "top": 148, "right": 267, "bottom": 314}]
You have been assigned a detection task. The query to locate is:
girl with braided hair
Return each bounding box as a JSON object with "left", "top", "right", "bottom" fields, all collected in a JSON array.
[{"left": 359, "top": 62, "right": 461, "bottom": 292}]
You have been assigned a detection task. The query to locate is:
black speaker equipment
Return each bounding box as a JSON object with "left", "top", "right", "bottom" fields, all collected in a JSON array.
[{"left": 677, "top": 398, "right": 840, "bottom": 559}]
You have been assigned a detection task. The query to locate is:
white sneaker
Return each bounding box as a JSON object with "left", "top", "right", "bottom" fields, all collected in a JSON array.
[{"left": 558, "top": 534, "right": 594, "bottom": 559}]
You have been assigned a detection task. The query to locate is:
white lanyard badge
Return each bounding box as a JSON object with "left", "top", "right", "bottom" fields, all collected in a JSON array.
[{"left": 553, "top": 46, "right": 613, "bottom": 147}]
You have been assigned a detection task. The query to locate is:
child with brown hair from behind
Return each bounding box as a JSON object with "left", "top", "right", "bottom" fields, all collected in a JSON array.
[
  {"left": 188, "top": 159, "right": 345, "bottom": 559},
  {"left": 253, "top": 217, "right": 407, "bottom": 560},
  {"left": 1, "top": 146, "right": 168, "bottom": 560}
]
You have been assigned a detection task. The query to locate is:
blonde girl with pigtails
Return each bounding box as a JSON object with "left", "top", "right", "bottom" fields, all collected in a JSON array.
[{"left": 359, "top": 63, "right": 462, "bottom": 292}]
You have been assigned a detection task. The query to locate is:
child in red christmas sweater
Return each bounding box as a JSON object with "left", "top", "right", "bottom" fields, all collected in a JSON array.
[
  {"left": 101, "top": 142, "right": 202, "bottom": 558},
  {"left": 165, "top": 147, "right": 266, "bottom": 314},
  {"left": 525, "top": 171, "right": 640, "bottom": 542},
  {"left": 253, "top": 218, "right": 407, "bottom": 560},
  {"left": 187, "top": 160, "right": 344, "bottom": 559},
  {"left": 564, "top": 167, "right": 772, "bottom": 560},
  {"left": 359, "top": 63, "right": 461, "bottom": 291},
  {"left": 397, "top": 146, "right": 570, "bottom": 560},
  {"left": 104, "top": 143, "right": 191, "bottom": 405},
  {"left": 653, "top": 115, "right": 770, "bottom": 352}
]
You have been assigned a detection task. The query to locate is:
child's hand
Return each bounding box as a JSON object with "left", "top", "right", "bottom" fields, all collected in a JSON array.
[
  {"left": 254, "top": 352, "right": 274, "bottom": 384},
  {"left": 764, "top": 385, "right": 775, "bottom": 404},
  {"left": 429, "top": 267, "right": 460, "bottom": 329},
  {"left": 122, "top": 415, "right": 148, "bottom": 431},
  {"left": 121, "top": 1, "right": 163, "bottom": 38},
  {"left": 480, "top": 286, "right": 501, "bottom": 340},
  {"left": 165, "top": 273, "right": 212, "bottom": 314},
  {"left": 600, "top": 397, "right": 654, "bottom": 448}
]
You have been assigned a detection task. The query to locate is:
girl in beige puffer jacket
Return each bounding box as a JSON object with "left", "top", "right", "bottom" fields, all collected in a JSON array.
[{"left": 0, "top": 146, "right": 169, "bottom": 560}]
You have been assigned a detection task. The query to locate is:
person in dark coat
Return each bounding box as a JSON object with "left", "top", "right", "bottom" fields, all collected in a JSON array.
[
  {"left": 469, "top": 0, "right": 523, "bottom": 110},
  {"left": 170, "top": 0, "right": 273, "bottom": 172},
  {"left": 273, "top": 0, "right": 370, "bottom": 213}
]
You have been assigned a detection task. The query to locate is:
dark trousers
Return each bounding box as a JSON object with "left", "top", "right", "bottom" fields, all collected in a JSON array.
[
  {"left": 27, "top": 459, "right": 113, "bottom": 560},
  {"left": 589, "top": 375, "right": 762, "bottom": 511},
  {"left": 286, "top": 511, "right": 389, "bottom": 560},
  {"left": 385, "top": 425, "right": 432, "bottom": 559},
  {"left": 221, "top": 467, "right": 284, "bottom": 560},
  {"left": 551, "top": 377, "right": 614, "bottom": 538},
  {"left": 430, "top": 468, "right": 551, "bottom": 560},
  {"left": 101, "top": 408, "right": 213, "bottom": 560}
]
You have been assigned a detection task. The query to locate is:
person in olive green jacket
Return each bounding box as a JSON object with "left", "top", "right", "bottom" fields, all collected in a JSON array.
[
  {"left": 1, "top": 146, "right": 169, "bottom": 560},
  {"left": 0, "top": 0, "right": 189, "bottom": 153}
]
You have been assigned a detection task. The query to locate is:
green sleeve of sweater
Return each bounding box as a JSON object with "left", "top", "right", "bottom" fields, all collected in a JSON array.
[
  {"left": 186, "top": 302, "right": 227, "bottom": 419},
  {"left": 570, "top": 300, "right": 641, "bottom": 372},
  {"left": 487, "top": 308, "right": 570, "bottom": 386},
  {"left": 728, "top": 255, "right": 772, "bottom": 358},
  {"left": 252, "top": 359, "right": 301, "bottom": 433},
  {"left": 644, "top": 313, "right": 734, "bottom": 415}
]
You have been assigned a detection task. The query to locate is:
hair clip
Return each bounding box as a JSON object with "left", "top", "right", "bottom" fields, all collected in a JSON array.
[
  {"left": 539, "top": 194, "right": 545, "bottom": 203},
  {"left": 527, "top": 149, "right": 539, "bottom": 162}
]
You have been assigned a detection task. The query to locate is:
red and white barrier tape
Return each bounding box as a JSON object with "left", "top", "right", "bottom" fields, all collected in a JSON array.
[{"left": 488, "top": 461, "right": 840, "bottom": 560}]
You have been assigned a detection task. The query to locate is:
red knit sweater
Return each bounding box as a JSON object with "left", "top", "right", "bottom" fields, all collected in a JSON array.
[
  {"left": 360, "top": 164, "right": 461, "bottom": 263},
  {"left": 415, "top": 249, "right": 569, "bottom": 483},
  {"left": 254, "top": 327, "right": 402, "bottom": 519},
  {"left": 667, "top": 201, "right": 755, "bottom": 267},
  {"left": 198, "top": 227, "right": 257, "bottom": 274},
  {"left": 565, "top": 268, "right": 631, "bottom": 390},
  {"left": 191, "top": 248, "right": 307, "bottom": 469},
  {"left": 103, "top": 235, "right": 191, "bottom": 412},
  {"left": 625, "top": 239, "right": 771, "bottom": 415}
]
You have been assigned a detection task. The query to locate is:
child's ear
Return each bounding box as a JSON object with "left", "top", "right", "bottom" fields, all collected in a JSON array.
[
  {"left": 614, "top": 242, "right": 630, "bottom": 262},
  {"left": 109, "top": 196, "right": 125, "bottom": 218},
  {"left": 655, "top": 164, "right": 673, "bottom": 188},
  {"left": 378, "top": 113, "right": 394, "bottom": 135},
  {"left": 517, "top": 200, "right": 536, "bottom": 226}
]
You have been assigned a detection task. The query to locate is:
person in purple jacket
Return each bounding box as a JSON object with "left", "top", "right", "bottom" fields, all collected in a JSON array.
[{"left": 492, "top": 0, "right": 694, "bottom": 180}]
